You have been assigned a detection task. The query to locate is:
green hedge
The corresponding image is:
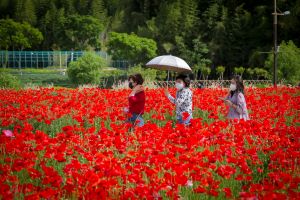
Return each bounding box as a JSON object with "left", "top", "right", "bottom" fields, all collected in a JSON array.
[{"left": 0, "top": 71, "right": 21, "bottom": 89}]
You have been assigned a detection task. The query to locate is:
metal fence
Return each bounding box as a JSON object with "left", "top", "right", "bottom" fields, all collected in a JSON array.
[
  {"left": 150, "top": 80, "right": 273, "bottom": 88},
  {"left": 0, "top": 51, "right": 130, "bottom": 69},
  {"left": 106, "top": 79, "right": 273, "bottom": 89},
  {"left": 111, "top": 60, "right": 131, "bottom": 69}
]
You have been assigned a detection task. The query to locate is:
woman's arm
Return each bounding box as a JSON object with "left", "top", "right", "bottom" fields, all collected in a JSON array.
[
  {"left": 164, "top": 88, "right": 175, "bottom": 104},
  {"left": 167, "top": 94, "right": 176, "bottom": 104},
  {"left": 129, "top": 85, "right": 144, "bottom": 102},
  {"left": 220, "top": 91, "right": 231, "bottom": 101},
  {"left": 225, "top": 91, "right": 231, "bottom": 100}
]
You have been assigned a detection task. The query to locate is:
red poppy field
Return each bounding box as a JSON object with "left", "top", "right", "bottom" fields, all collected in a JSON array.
[{"left": 0, "top": 87, "right": 299, "bottom": 199}]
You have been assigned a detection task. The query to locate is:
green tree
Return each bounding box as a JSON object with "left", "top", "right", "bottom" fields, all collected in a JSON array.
[
  {"left": 246, "top": 68, "right": 254, "bottom": 79},
  {"left": 156, "top": 1, "right": 181, "bottom": 43},
  {"left": 1, "top": 0, "right": 300, "bottom": 70},
  {"left": 176, "top": 36, "right": 210, "bottom": 65},
  {"left": 14, "top": 0, "right": 37, "bottom": 25},
  {"left": 41, "top": 3, "right": 66, "bottom": 49},
  {"left": 202, "top": 3, "right": 228, "bottom": 66},
  {"left": 234, "top": 66, "right": 245, "bottom": 77},
  {"left": 74, "top": 0, "right": 89, "bottom": 15},
  {"left": 199, "top": 66, "right": 211, "bottom": 80},
  {"left": 61, "top": 0, "right": 76, "bottom": 15},
  {"left": 108, "top": 32, "right": 157, "bottom": 65},
  {"left": 179, "top": 0, "right": 198, "bottom": 36},
  {"left": 90, "top": 0, "right": 107, "bottom": 22},
  {"left": 162, "top": 42, "right": 175, "bottom": 54},
  {"left": 0, "top": 19, "right": 43, "bottom": 50},
  {"left": 254, "top": 68, "right": 269, "bottom": 80},
  {"left": 90, "top": 0, "right": 108, "bottom": 49},
  {"left": 67, "top": 52, "right": 107, "bottom": 85},
  {"left": 117, "top": 0, "right": 149, "bottom": 33},
  {"left": 105, "top": 9, "right": 125, "bottom": 35},
  {"left": 65, "top": 15, "right": 104, "bottom": 50},
  {"left": 265, "top": 40, "right": 300, "bottom": 85},
  {"left": 154, "top": 0, "right": 199, "bottom": 56},
  {"left": 21, "top": 22, "right": 43, "bottom": 49},
  {"left": 226, "top": 6, "right": 252, "bottom": 67},
  {"left": 202, "top": 1, "right": 271, "bottom": 70},
  {"left": 137, "top": 17, "right": 159, "bottom": 41},
  {"left": 280, "top": 1, "right": 300, "bottom": 48},
  {"left": 0, "top": 19, "right": 14, "bottom": 49},
  {"left": 175, "top": 36, "right": 211, "bottom": 79},
  {"left": 216, "top": 66, "right": 225, "bottom": 80},
  {"left": 0, "top": 0, "right": 10, "bottom": 17}
]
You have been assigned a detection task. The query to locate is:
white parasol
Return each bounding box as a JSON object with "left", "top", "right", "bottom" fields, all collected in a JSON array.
[{"left": 146, "top": 55, "right": 192, "bottom": 73}]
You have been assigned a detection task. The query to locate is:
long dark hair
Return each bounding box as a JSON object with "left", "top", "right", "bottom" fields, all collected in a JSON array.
[{"left": 230, "top": 75, "right": 244, "bottom": 96}]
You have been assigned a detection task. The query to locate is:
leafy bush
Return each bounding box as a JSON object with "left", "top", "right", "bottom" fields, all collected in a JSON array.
[
  {"left": 0, "top": 71, "right": 21, "bottom": 89},
  {"left": 67, "top": 52, "right": 107, "bottom": 85},
  {"left": 99, "top": 68, "right": 127, "bottom": 88}
]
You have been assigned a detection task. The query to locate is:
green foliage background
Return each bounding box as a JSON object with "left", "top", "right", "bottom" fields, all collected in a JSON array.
[
  {"left": 108, "top": 32, "right": 157, "bottom": 65},
  {"left": 0, "top": 0, "right": 300, "bottom": 83},
  {"left": 265, "top": 41, "right": 300, "bottom": 84}
]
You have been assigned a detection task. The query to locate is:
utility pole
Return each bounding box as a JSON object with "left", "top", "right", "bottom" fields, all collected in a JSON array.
[
  {"left": 272, "top": 0, "right": 290, "bottom": 87},
  {"left": 273, "top": 0, "right": 278, "bottom": 87}
]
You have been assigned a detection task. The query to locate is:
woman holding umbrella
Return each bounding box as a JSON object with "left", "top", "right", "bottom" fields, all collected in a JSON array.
[
  {"left": 146, "top": 55, "right": 193, "bottom": 125},
  {"left": 164, "top": 74, "right": 193, "bottom": 125}
]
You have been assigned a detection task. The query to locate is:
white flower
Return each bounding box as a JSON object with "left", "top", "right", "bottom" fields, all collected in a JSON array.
[{"left": 186, "top": 180, "right": 193, "bottom": 187}]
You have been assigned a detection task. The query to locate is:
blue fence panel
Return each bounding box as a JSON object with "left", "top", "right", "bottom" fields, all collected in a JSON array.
[{"left": 0, "top": 51, "right": 129, "bottom": 69}]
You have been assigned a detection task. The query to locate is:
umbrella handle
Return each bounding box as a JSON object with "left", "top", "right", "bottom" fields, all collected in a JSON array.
[{"left": 167, "top": 70, "right": 170, "bottom": 87}]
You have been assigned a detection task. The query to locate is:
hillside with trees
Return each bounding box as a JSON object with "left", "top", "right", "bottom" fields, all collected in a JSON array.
[{"left": 0, "top": 0, "right": 299, "bottom": 80}]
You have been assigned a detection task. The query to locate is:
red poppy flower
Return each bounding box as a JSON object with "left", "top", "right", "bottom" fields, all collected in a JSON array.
[{"left": 0, "top": 87, "right": 298, "bottom": 199}]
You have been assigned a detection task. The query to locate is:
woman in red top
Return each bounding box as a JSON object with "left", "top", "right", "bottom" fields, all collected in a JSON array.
[{"left": 124, "top": 73, "right": 145, "bottom": 127}]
